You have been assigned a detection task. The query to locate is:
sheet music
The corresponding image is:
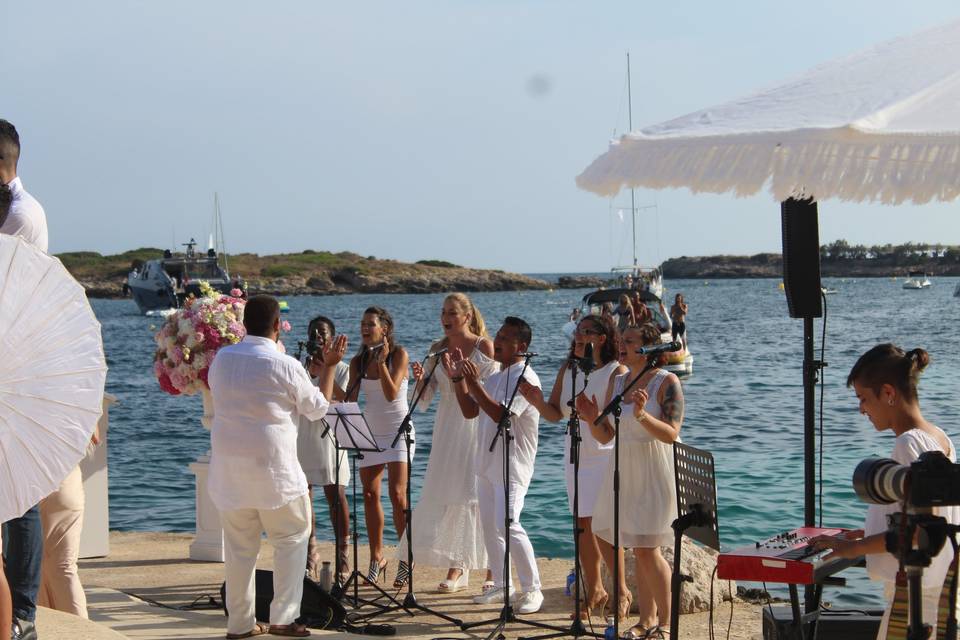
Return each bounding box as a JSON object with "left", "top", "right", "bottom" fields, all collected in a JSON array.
[{"left": 329, "top": 402, "right": 380, "bottom": 451}]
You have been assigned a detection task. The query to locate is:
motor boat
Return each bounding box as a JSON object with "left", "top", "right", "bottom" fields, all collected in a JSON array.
[
  {"left": 563, "top": 288, "right": 693, "bottom": 378},
  {"left": 125, "top": 239, "right": 244, "bottom": 314},
  {"left": 902, "top": 270, "right": 932, "bottom": 290}
]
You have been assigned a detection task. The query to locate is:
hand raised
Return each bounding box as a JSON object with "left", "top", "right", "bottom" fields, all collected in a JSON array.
[
  {"left": 576, "top": 393, "right": 600, "bottom": 423},
  {"left": 461, "top": 359, "right": 480, "bottom": 383},
  {"left": 375, "top": 342, "right": 388, "bottom": 365},
  {"left": 518, "top": 379, "right": 543, "bottom": 406},
  {"left": 322, "top": 334, "right": 348, "bottom": 365},
  {"left": 411, "top": 361, "right": 424, "bottom": 382}
]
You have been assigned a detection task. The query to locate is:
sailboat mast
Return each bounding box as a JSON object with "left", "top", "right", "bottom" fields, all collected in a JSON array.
[
  {"left": 214, "top": 192, "right": 230, "bottom": 275},
  {"left": 627, "top": 52, "right": 637, "bottom": 269}
]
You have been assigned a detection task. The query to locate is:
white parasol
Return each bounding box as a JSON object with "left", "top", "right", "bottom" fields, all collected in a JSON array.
[
  {"left": 577, "top": 18, "right": 960, "bottom": 205},
  {"left": 0, "top": 234, "right": 107, "bottom": 523}
]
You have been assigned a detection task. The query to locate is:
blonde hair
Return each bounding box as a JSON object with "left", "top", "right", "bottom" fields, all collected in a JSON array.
[{"left": 445, "top": 292, "right": 487, "bottom": 338}]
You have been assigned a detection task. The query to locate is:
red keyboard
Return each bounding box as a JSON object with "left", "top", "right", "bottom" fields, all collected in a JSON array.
[{"left": 717, "top": 527, "right": 859, "bottom": 585}]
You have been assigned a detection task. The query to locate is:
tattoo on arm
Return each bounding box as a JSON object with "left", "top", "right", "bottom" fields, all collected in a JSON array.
[{"left": 661, "top": 380, "right": 684, "bottom": 428}]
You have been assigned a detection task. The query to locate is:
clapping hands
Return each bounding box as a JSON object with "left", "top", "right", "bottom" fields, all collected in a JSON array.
[
  {"left": 575, "top": 393, "right": 600, "bottom": 423},
  {"left": 322, "top": 335, "right": 348, "bottom": 366}
]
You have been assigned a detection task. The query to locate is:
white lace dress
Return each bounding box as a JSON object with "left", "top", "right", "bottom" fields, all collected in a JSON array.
[
  {"left": 593, "top": 369, "right": 677, "bottom": 548},
  {"left": 397, "top": 346, "right": 499, "bottom": 570}
]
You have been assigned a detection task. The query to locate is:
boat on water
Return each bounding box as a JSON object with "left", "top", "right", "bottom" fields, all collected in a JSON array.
[
  {"left": 125, "top": 194, "right": 244, "bottom": 314},
  {"left": 902, "top": 270, "right": 932, "bottom": 289},
  {"left": 564, "top": 288, "right": 693, "bottom": 378},
  {"left": 125, "top": 239, "right": 244, "bottom": 314}
]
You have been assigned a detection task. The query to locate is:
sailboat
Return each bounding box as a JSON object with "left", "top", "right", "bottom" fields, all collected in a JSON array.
[
  {"left": 564, "top": 54, "right": 692, "bottom": 377},
  {"left": 125, "top": 193, "right": 244, "bottom": 314}
]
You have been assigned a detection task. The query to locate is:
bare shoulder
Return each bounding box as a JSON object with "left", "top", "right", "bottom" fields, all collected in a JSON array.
[{"left": 477, "top": 336, "right": 494, "bottom": 357}]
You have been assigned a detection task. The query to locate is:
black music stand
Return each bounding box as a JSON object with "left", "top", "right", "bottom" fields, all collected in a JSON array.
[
  {"left": 670, "top": 442, "right": 720, "bottom": 640},
  {"left": 327, "top": 403, "right": 407, "bottom": 614}
]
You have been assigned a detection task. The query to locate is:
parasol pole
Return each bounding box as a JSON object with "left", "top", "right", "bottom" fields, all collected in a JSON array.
[{"left": 627, "top": 52, "right": 637, "bottom": 270}]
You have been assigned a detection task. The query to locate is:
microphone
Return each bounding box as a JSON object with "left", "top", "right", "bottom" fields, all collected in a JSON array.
[
  {"left": 426, "top": 346, "right": 449, "bottom": 359},
  {"left": 636, "top": 341, "right": 682, "bottom": 356},
  {"left": 517, "top": 352, "right": 538, "bottom": 358},
  {"left": 578, "top": 342, "right": 596, "bottom": 374},
  {"left": 366, "top": 342, "right": 387, "bottom": 353}
]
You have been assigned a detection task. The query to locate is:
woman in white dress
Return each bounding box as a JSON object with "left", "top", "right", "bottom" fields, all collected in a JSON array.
[
  {"left": 520, "top": 314, "right": 626, "bottom": 619},
  {"left": 297, "top": 315, "right": 352, "bottom": 582},
  {"left": 401, "top": 293, "right": 498, "bottom": 593},
  {"left": 578, "top": 323, "right": 684, "bottom": 639},
  {"left": 344, "top": 306, "right": 413, "bottom": 587}
]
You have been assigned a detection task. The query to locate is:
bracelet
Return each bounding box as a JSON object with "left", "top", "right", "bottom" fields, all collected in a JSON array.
[{"left": 451, "top": 376, "right": 464, "bottom": 383}]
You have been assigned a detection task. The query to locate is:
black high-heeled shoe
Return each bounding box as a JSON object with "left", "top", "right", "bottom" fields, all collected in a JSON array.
[{"left": 366, "top": 558, "right": 387, "bottom": 584}]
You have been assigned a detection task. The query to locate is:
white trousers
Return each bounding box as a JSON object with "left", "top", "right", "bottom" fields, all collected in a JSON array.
[
  {"left": 478, "top": 476, "right": 540, "bottom": 592},
  {"left": 220, "top": 494, "right": 311, "bottom": 635}
]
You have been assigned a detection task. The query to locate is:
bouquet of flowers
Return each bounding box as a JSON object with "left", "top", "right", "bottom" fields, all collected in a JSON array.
[{"left": 153, "top": 282, "right": 247, "bottom": 396}]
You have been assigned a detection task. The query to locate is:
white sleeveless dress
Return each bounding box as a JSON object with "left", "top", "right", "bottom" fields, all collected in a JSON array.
[
  {"left": 358, "top": 376, "right": 414, "bottom": 468},
  {"left": 397, "top": 344, "right": 499, "bottom": 569},
  {"left": 559, "top": 360, "right": 620, "bottom": 518},
  {"left": 593, "top": 369, "right": 677, "bottom": 548}
]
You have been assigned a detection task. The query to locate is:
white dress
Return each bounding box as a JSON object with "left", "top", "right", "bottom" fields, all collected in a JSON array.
[
  {"left": 358, "top": 376, "right": 414, "bottom": 468},
  {"left": 593, "top": 369, "right": 677, "bottom": 548},
  {"left": 297, "top": 362, "right": 351, "bottom": 486},
  {"left": 559, "top": 360, "right": 620, "bottom": 518},
  {"left": 398, "top": 345, "right": 499, "bottom": 569}
]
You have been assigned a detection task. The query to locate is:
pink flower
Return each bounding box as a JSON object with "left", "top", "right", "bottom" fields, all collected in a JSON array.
[
  {"left": 281, "top": 320, "right": 292, "bottom": 333},
  {"left": 230, "top": 288, "right": 243, "bottom": 297}
]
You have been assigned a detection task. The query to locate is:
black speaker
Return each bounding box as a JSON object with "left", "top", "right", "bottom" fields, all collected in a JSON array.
[
  {"left": 762, "top": 604, "right": 882, "bottom": 640},
  {"left": 781, "top": 198, "right": 823, "bottom": 318}
]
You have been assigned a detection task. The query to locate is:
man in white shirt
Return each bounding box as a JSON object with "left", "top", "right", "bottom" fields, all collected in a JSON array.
[
  {"left": 449, "top": 316, "right": 544, "bottom": 614},
  {"left": 1, "top": 119, "right": 49, "bottom": 640},
  {"left": 208, "top": 295, "right": 345, "bottom": 639},
  {"left": 0, "top": 120, "right": 48, "bottom": 253}
]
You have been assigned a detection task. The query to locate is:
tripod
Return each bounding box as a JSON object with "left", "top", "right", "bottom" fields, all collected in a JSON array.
[
  {"left": 594, "top": 359, "right": 657, "bottom": 640},
  {"left": 362, "top": 350, "right": 462, "bottom": 626},
  {"left": 525, "top": 357, "right": 603, "bottom": 640},
  {"left": 462, "top": 355, "right": 567, "bottom": 640},
  {"left": 327, "top": 406, "right": 406, "bottom": 614}
]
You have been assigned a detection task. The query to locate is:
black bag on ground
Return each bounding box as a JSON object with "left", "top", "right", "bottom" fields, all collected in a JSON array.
[{"left": 219, "top": 569, "right": 346, "bottom": 630}]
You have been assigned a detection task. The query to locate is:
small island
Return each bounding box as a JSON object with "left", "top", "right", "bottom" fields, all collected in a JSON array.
[
  {"left": 57, "top": 248, "right": 551, "bottom": 297},
  {"left": 662, "top": 241, "right": 960, "bottom": 279}
]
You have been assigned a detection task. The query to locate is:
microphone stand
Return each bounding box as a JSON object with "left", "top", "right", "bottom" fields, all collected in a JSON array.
[
  {"left": 594, "top": 359, "right": 657, "bottom": 640},
  {"left": 525, "top": 355, "right": 603, "bottom": 640},
  {"left": 464, "top": 354, "right": 568, "bottom": 640},
  {"left": 362, "top": 351, "right": 462, "bottom": 626}
]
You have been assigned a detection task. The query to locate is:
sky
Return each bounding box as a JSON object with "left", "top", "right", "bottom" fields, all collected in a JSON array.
[{"left": 4, "top": 2, "right": 960, "bottom": 273}]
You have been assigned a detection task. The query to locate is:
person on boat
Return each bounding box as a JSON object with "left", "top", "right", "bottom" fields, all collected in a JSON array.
[
  {"left": 519, "top": 315, "right": 627, "bottom": 621},
  {"left": 342, "top": 306, "right": 413, "bottom": 588},
  {"left": 297, "top": 315, "right": 351, "bottom": 583},
  {"left": 400, "top": 293, "right": 497, "bottom": 594},
  {"left": 614, "top": 294, "right": 636, "bottom": 333},
  {"left": 632, "top": 291, "right": 652, "bottom": 325},
  {"left": 577, "top": 323, "right": 684, "bottom": 639},
  {"left": 670, "top": 294, "right": 688, "bottom": 349},
  {"left": 447, "top": 317, "right": 545, "bottom": 614},
  {"left": 810, "top": 344, "right": 960, "bottom": 639}
]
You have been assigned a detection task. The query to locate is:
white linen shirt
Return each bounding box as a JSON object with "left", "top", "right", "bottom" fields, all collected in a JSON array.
[
  {"left": 0, "top": 177, "right": 48, "bottom": 253},
  {"left": 474, "top": 361, "right": 541, "bottom": 487},
  {"left": 208, "top": 335, "right": 330, "bottom": 511}
]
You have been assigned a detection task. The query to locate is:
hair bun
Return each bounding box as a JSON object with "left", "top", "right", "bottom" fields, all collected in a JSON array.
[{"left": 908, "top": 348, "right": 931, "bottom": 372}]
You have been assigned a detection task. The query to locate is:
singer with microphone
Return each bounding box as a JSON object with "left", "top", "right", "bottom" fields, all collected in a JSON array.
[
  {"left": 518, "top": 314, "right": 626, "bottom": 621},
  {"left": 448, "top": 316, "right": 545, "bottom": 614},
  {"left": 576, "top": 324, "right": 685, "bottom": 640},
  {"left": 399, "top": 293, "right": 497, "bottom": 594},
  {"left": 343, "top": 306, "right": 413, "bottom": 589}
]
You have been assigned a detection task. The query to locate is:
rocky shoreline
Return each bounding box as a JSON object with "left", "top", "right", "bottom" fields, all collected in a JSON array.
[
  {"left": 58, "top": 249, "right": 552, "bottom": 298},
  {"left": 663, "top": 253, "right": 960, "bottom": 279}
]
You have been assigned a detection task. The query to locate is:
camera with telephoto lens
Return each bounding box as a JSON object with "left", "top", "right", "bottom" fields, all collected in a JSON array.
[{"left": 853, "top": 451, "right": 960, "bottom": 507}]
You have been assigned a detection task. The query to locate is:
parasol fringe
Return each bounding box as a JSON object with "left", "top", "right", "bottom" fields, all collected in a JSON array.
[{"left": 576, "top": 127, "right": 960, "bottom": 204}]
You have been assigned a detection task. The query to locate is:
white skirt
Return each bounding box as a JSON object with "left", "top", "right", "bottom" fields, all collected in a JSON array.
[
  {"left": 358, "top": 433, "right": 414, "bottom": 468},
  {"left": 298, "top": 417, "right": 349, "bottom": 486},
  {"left": 565, "top": 454, "right": 610, "bottom": 518},
  {"left": 593, "top": 439, "right": 676, "bottom": 548}
]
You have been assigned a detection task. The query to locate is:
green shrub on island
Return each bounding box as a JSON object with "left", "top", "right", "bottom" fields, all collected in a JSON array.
[{"left": 416, "top": 259, "right": 461, "bottom": 268}]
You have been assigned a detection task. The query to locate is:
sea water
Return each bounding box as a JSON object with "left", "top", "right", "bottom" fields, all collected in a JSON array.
[{"left": 93, "top": 276, "right": 960, "bottom": 606}]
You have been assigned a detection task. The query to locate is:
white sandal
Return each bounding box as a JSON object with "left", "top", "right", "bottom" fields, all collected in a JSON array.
[
  {"left": 437, "top": 569, "right": 469, "bottom": 593},
  {"left": 481, "top": 579, "right": 496, "bottom": 594}
]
